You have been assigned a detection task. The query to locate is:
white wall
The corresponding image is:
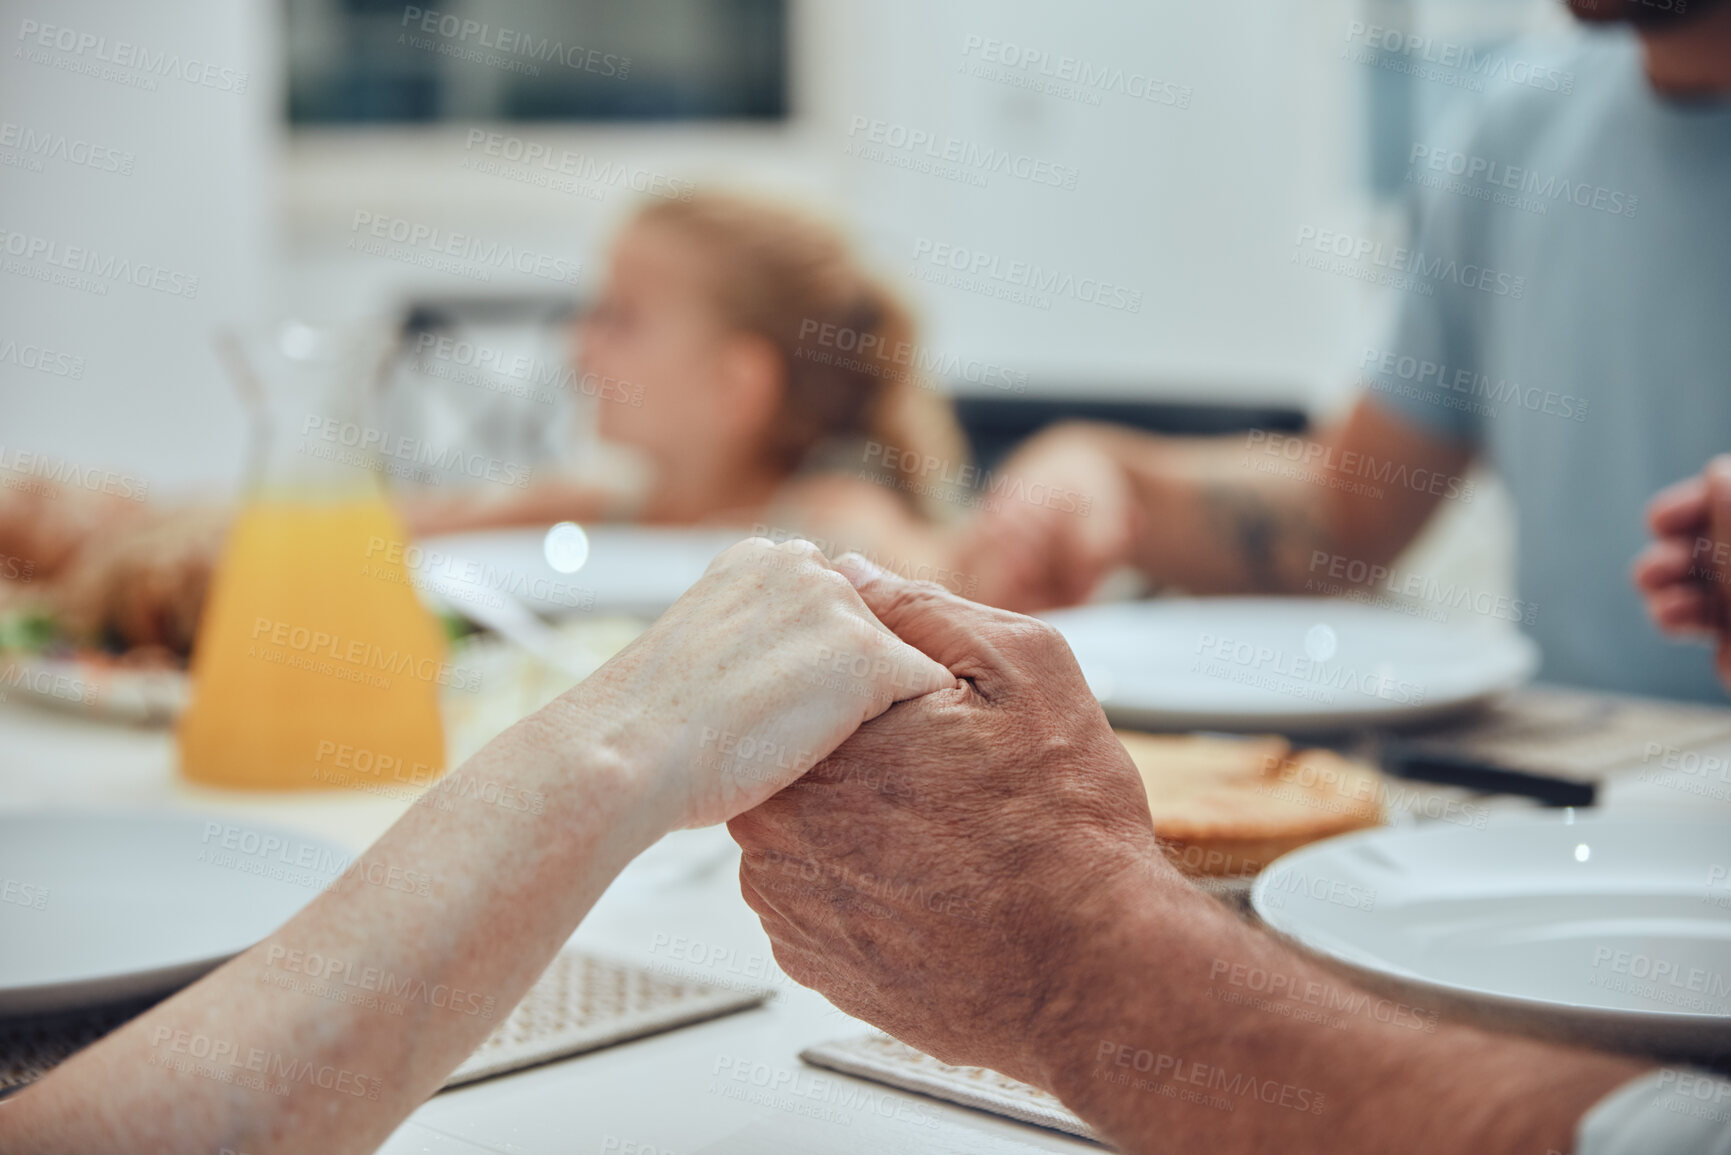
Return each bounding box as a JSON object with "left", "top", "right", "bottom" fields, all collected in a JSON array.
[
  {"left": 281, "top": 0, "right": 1376, "bottom": 408},
  {"left": 822, "top": 0, "right": 1369, "bottom": 402},
  {"left": 0, "top": 0, "right": 275, "bottom": 497},
  {"left": 1, "top": 0, "right": 1570, "bottom": 496}
]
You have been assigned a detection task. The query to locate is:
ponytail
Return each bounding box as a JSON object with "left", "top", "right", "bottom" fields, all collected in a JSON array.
[
  {"left": 848, "top": 282, "right": 972, "bottom": 521},
  {"left": 632, "top": 191, "right": 971, "bottom": 521}
]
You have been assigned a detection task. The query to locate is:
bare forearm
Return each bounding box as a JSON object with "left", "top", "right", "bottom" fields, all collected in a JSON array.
[
  {"left": 5, "top": 685, "right": 671, "bottom": 1155},
  {"left": 1032, "top": 863, "right": 1643, "bottom": 1154},
  {"left": 1089, "top": 402, "right": 1463, "bottom": 596},
  {"left": 1082, "top": 425, "right": 1340, "bottom": 594}
]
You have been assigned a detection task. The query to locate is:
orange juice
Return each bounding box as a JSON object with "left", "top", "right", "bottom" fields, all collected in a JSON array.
[{"left": 178, "top": 497, "right": 449, "bottom": 790}]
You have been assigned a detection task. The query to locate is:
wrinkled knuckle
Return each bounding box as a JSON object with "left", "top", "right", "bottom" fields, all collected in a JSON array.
[
  {"left": 996, "top": 615, "right": 1066, "bottom": 656},
  {"left": 773, "top": 537, "right": 825, "bottom": 563},
  {"left": 712, "top": 537, "right": 776, "bottom": 573},
  {"left": 808, "top": 565, "right": 854, "bottom": 598},
  {"left": 1029, "top": 617, "right": 1073, "bottom": 656},
  {"left": 1012, "top": 621, "right": 1083, "bottom": 681},
  {"left": 876, "top": 579, "right": 944, "bottom": 623},
  {"left": 902, "top": 577, "right": 952, "bottom": 602}
]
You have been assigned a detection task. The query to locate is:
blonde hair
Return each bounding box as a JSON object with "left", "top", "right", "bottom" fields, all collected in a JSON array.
[{"left": 631, "top": 191, "right": 970, "bottom": 518}]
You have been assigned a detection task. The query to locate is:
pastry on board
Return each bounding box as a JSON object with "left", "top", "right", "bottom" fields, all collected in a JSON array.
[{"left": 1115, "top": 731, "right": 1384, "bottom": 879}]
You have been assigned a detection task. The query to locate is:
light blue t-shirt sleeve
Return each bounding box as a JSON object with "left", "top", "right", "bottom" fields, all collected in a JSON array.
[
  {"left": 1578, "top": 1069, "right": 1731, "bottom": 1155},
  {"left": 1359, "top": 110, "right": 1495, "bottom": 448}
]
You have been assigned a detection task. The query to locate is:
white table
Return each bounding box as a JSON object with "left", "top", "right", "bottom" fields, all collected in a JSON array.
[
  {"left": 0, "top": 699, "right": 1093, "bottom": 1155},
  {"left": 5, "top": 695, "right": 1730, "bottom": 1154}
]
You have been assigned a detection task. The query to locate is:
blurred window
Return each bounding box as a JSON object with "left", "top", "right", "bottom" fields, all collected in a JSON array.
[{"left": 285, "top": 0, "right": 789, "bottom": 124}]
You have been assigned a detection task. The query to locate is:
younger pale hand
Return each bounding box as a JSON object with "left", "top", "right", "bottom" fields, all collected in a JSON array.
[{"left": 553, "top": 537, "right": 958, "bottom": 830}]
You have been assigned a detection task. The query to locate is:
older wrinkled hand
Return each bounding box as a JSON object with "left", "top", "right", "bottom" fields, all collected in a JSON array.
[
  {"left": 564, "top": 538, "right": 957, "bottom": 831},
  {"left": 727, "top": 557, "right": 1167, "bottom": 1086}
]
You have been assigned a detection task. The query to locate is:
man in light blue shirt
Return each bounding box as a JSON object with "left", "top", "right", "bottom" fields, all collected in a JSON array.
[
  {"left": 963, "top": 0, "right": 1731, "bottom": 704},
  {"left": 1368, "top": 23, "right": 1731, "bottom": 701}
]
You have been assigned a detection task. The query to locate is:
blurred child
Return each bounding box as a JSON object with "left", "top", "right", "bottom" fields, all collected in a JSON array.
[{"left": 404, "top": 190, "right": 971, "bottom": 576}]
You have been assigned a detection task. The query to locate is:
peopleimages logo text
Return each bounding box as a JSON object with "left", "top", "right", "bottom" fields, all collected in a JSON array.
[
  {"left": 0, "top": 227, "right": 200, "bottom": 298},
  {"left": 461, "top": 131, "right": 690, "bottom": 201},
  {"left": 1294, "top": 226, "right": 1526, "bottom": 298},
  {"left": 1342, "top": 22, "right": 1573, "bottom": 95},
  {"left": 958, "top": 36, "right": 1193, "bottom": 109},
  {"left": 349, "top": 212, "right": 579, "bottom": 285},
  {"left": 400, "top": 7, "right": 630, "bottom": 78},
  {"left": 15, "top": 19, "right": 250, "bottom": 92},
  {"left": 301, "top": 414, "right": 533, "bottom": 489},
  {"left": 1408, "top": 144, "right": 1636, "bottom": 218},
  {"left": 1193, "top": 631, "right": 1426, "bottom": 708},
  {"left": 0, "top": 336, "right": 84, "bottom": 379},
  {"left": 845, "top": 117, "right": 1079, "bottom": 190},
  {"left": 0, "top": 121, "right": 134, "bottom": 174},
  {"left": 0, "top": 446, "right": 149, "bottom": 500},
  {"left": 1361, "top": 347, "right": 1587, "bottom": 423},
  {"left": 248, "top": 616, "right": 481, "bottom": 693},
  {"left": 910, "top": 238, "right": 1142, "bottom": 313}
]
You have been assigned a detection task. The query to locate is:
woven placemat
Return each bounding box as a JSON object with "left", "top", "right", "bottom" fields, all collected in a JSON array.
[
  {"left": 0, "top": 997, "right": 155, "bottom": 1097},
  {"left": 444, "top": 949, "right": 769, "bottom": 1087},
  {"left": 0, "top": 949, "right": 770, "bottom": 1097},
  {"left": 800, "top": 1032, "right": 1101, "bottom": 1144}
]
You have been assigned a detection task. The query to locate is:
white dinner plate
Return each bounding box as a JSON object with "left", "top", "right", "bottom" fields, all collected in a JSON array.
[
  {"left": 0, "top": 811, "right": 353, "bottom": 1017},
  {"left": 1251, "top": 813, "right": 1731, "bottom": 1062},
  {"left": 414, "top": 525, "right": 746, "bottom": 620},
  {"left": 1043, "top": 598, "right": 1538, "bottom": 734}
]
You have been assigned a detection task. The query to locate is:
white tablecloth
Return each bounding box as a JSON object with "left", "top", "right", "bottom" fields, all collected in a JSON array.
[
  {"left": 4, "top": 695, "right": 1729, "bottom": 1153},
  {"left": 0, "top": 699, "right": 1096, "bottom": 1154}
]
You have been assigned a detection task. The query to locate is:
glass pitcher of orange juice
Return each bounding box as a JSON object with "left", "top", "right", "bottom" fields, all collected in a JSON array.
[{"left": 178, "top": 320, "right": 450, "bottom": 791}]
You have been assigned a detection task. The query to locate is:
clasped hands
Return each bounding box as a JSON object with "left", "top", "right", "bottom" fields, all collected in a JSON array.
[
  {"left": 610, "top": 538, "right": 1178, "bottom": 1089},
  {"left": 9, "top": 536, "right": 1648, "bottom": 1155}
]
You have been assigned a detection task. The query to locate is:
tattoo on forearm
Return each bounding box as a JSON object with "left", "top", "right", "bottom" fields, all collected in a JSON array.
[{"left": 1198, "top": 485, "right": 1324, "bottom": 593}]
